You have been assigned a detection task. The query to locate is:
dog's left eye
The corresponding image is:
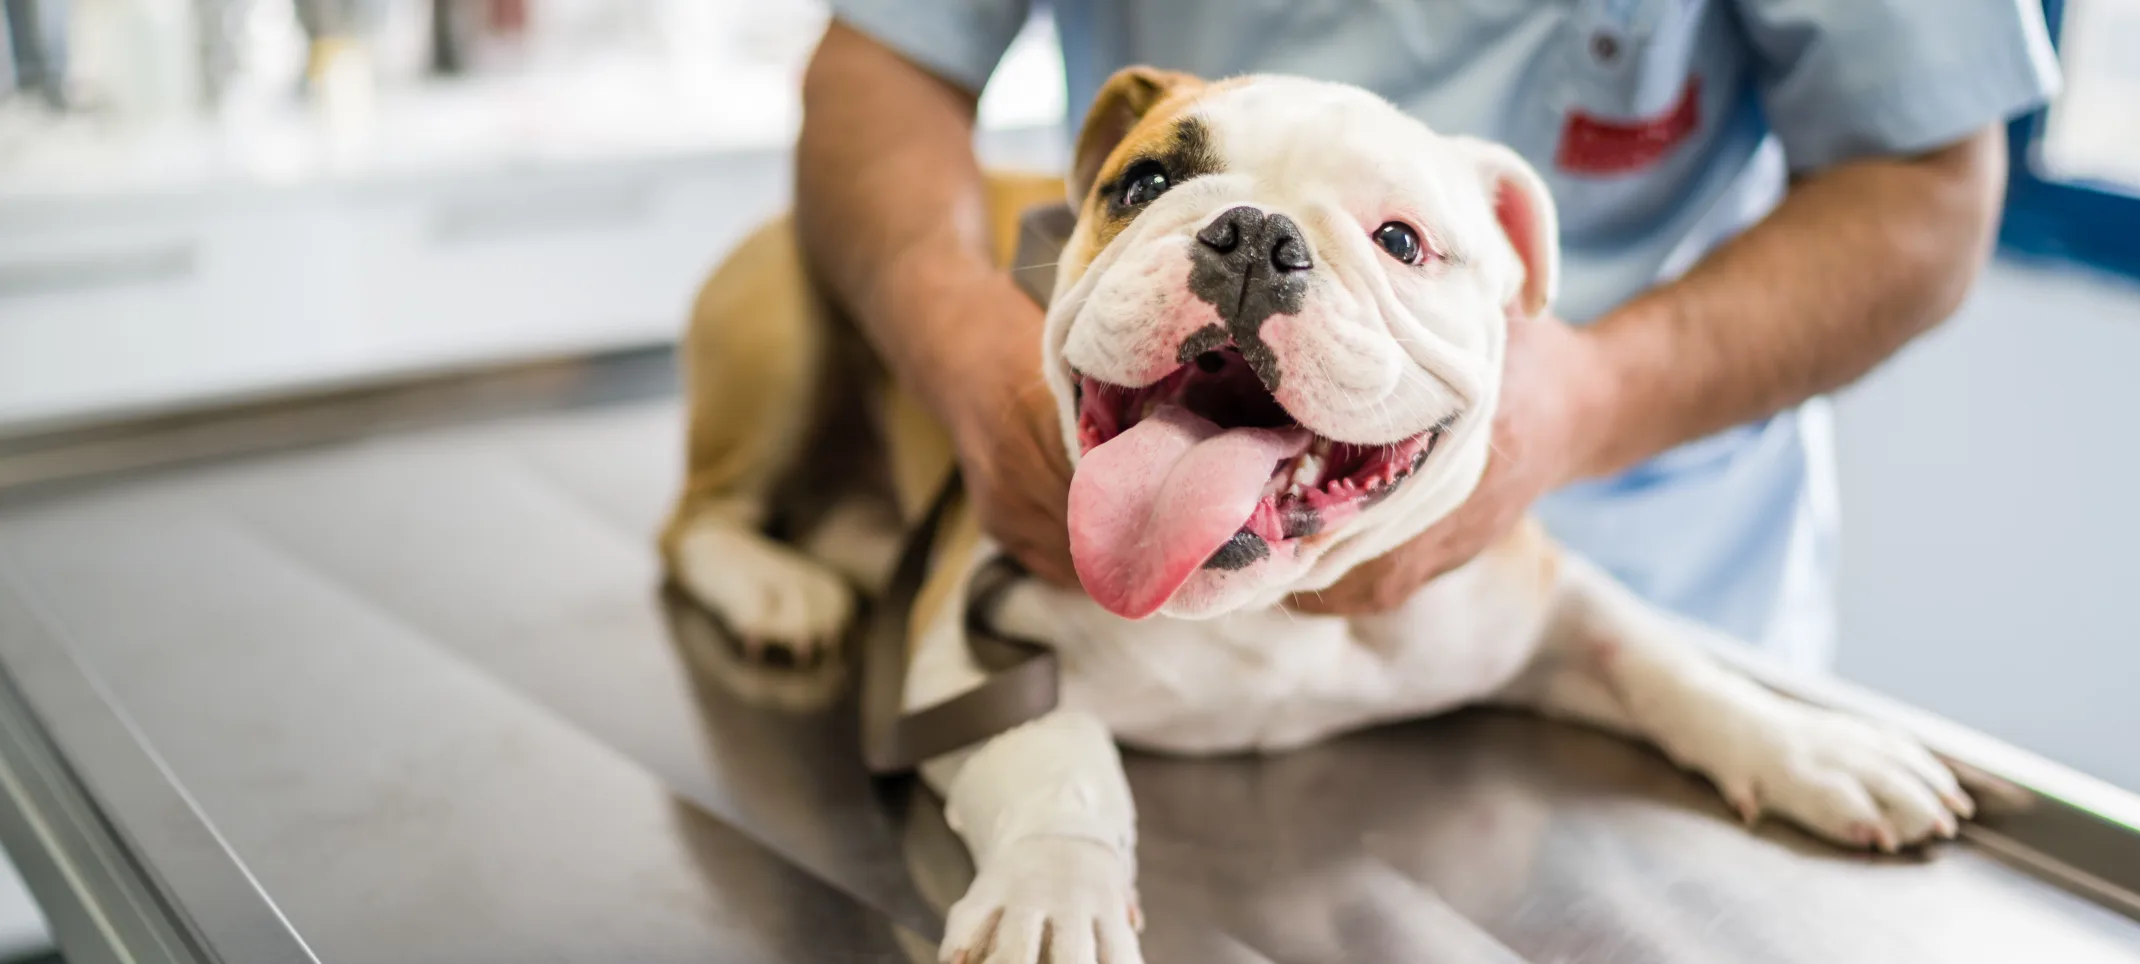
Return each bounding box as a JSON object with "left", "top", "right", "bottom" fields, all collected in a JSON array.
[
  {"left": 1373, "top": 222, "right": 1424, "bottom": 265},
  {"left": 1119, "top": 161, "right": 1172, "bottom": 207}
]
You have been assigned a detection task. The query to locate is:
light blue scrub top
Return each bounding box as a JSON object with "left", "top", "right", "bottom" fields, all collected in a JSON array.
[{"left": 830, "top": 0, "right": 2060, "bottom": 670}]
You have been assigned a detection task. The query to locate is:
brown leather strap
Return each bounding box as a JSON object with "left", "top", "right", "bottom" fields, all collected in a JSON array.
[
  {"left": 1009, "top": 202, "right": 1078, "bottom": 304},
  {"left": 859, "top": 202, "right": 1076, "bottom": 775},
  {"left": 859, "top": 474, "right": 1061, "bottom": 774}
]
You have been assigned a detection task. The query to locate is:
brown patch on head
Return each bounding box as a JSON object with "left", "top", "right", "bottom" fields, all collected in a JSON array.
[
  {"left": 1084, "top": 115, "right": 1226, "bottom": 257},
  {"left": 1062, "top": 67, "right": 1226, "bottom": 276},
  {"left": 1069, "top": 67, "right": 1206, "bottom": 202}
]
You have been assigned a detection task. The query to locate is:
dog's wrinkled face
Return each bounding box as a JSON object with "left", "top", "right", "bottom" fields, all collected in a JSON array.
[{"left": 1046, "top": 70, "right": 1560, "bottom": 620}]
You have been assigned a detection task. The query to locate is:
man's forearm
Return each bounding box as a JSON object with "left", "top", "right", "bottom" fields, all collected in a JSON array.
[
  {"left": 1571, "top": 126, "right": 2009, "bottom": 479},
  {"left": 795, "top": 22, "right": 1035, "bottom": 429}
]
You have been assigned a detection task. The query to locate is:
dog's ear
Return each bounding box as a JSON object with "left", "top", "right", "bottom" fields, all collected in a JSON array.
[
  {"left": 1069, "top": 66, "right": 1204, "bottom": 208},
  {"left": 1453, "top": 138, "right": 1560, "bottom": 319}
]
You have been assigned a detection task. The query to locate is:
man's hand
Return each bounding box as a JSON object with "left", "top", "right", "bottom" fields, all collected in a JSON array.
[
  {"left": 940, "top": 280, "right": 1081, "bottom": 588},
  {"left": 1290, "top": 312, "right": 1608, "bottom": 615},
  {"left": 794, "top": 23, "right": 1080, "bottom": 587}
]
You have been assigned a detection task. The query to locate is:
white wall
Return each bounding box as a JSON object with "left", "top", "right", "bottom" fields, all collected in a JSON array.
[{"left": 1832, "top": 258, "right": 2140, "bottom": 791}]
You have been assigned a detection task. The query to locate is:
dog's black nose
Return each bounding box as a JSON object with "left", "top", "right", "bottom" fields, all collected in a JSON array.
[
  {"left": 1188, "top": 205, "right": 1312, "bottom": 393},
  {"left": 1196, "top": 206, "right": 1312, "bottom": 274},
  {"left": 1195, "top": 211, "right": 1241, "bottom": 253}
]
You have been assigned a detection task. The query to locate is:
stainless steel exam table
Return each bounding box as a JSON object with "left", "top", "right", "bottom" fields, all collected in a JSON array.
[{"left": 0, "top": 347, "right": 2136, "bottom": 963}]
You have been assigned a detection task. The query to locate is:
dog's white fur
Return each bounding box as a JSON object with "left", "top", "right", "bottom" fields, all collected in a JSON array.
[
  {"left": 917, "top": 77, "right": 1964, "bottom": 964},
  {"left": 1045, "top": 79, "right": 1544, "bottom": 617},
  {"left": 663, "top": 73, "right": 1971, "bottom": 964}
]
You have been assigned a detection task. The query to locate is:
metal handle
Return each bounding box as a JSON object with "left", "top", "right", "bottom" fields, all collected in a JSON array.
[{"left": 0, "top": 242, "right": 197, "bottom": 298}]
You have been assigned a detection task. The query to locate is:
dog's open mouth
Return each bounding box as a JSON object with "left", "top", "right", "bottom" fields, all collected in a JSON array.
[{"left": 1067, "top": 346, "right": 1449, "bottom": 619}]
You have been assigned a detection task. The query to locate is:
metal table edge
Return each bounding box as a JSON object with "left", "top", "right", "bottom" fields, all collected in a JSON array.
[{"left": 0, "top": 560, "right": 318, "bottom": 964}]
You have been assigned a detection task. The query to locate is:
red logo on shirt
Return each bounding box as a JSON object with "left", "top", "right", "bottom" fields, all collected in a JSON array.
[{"left": 1555, "top": 78, "right": 1702, "bottom": 176}]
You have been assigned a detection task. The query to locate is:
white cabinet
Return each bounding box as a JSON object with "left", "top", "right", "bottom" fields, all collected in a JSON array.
[{"left": 0, "top": 149, "right": 788, "bottom": 429}]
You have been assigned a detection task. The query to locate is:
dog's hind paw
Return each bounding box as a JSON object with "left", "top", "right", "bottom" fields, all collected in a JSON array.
[
  {"left": 671, "top": 521, "right": 853, "bottom": 666},
  {"left": 942, "top": 837, "right": 1143, "bottom": 964}
]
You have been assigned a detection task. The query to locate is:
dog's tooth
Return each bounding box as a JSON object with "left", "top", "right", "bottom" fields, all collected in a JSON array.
[{"left": 1292, "top": 453, "right": 1322, "bottom": 489}]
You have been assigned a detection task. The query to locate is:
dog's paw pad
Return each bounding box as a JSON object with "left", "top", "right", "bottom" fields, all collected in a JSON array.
[
  {"left": 734, "top": 631, "right": 840, "bottom": 668},
  {"left": 941, "top": 838, "right": 1142, "bottom": 964},
  {"left": 673, "top": 524, "right": 853, "bottom": 664}
]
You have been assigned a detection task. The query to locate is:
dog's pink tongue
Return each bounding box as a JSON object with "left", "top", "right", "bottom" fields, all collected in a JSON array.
[{"left": 1069, "top": 405, "right": 1310, "bottom": 619}]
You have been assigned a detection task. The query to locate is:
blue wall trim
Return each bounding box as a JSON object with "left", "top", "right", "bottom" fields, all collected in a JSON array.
[{"left": 1997, "top": 0, "right": 2140, "bottom": 282}]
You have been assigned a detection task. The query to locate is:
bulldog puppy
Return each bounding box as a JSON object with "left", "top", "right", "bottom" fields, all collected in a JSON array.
[{"left": 663, "top": 68, "right": 1972, "bottom": 964}]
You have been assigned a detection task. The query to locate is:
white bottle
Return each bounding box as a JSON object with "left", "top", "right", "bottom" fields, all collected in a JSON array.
[{"left": 68, "top": 0, "right": 203, "bottom": 124}]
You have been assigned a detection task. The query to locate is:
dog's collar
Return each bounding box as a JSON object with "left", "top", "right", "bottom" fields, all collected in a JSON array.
[
  {"left": 858, "top": 471, "right": 1064, "bottom": 775},
  {"left": 858, "top": 203, "right": 1077, "bottom": 776},
  {"left": 1009, "top": 202, "right": 1078, "bottom": 305}
]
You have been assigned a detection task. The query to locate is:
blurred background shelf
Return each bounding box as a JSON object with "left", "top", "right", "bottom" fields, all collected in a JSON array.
[
  {"left": 0, "top": 128, "right": 789, "bottom": 431},
  {"left": 0, "top": 0, "right": 1067, "bottom": 434}
]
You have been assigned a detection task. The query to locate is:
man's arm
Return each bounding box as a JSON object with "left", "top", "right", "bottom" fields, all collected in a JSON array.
[
  {"left": 797, "top": 21, "right": 998, "bottom": 420},
  {"left": 1294, "top": 125, "right": 2009, "bottom": 614},
  {"left": 1574, "top": 126, "right": 2009, "bottom": 479},
  {"left": 795, "top": 21, "right": 1077, "bottom": 585}
]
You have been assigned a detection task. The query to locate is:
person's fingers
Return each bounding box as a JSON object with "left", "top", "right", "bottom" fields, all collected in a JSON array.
[
  {"left": 971, "top": 473, "right": 1080, "bottom": 589},
  {"left": 1023, "top": 446, "right": 1079, "bottom": 586},
  {"left": 1283, "top": 511, "right": 1497, "bottom": 615},
  {"left": 1030, "top": 530, "right": 1079, "bottom": 588},
  {"left": 983, "top": 525, "right": 1076, "bottom": 589},
  {"left": 1285, "top": 587, "right": 1353, "bottom": 615},
  {"left": 1013, "top": 466, "right": 1078, "bottom": 580},
  {"left": 1022, "top": 549, "right": 1081, "bottom": 589},
  {"left": 1286, "top": 552, "right": 1406, "bottom": 615},
  {"left": 1011, "top": 513, "right": 1078, "bottom": 588}
]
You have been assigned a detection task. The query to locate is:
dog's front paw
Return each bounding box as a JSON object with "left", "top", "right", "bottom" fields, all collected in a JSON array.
[
  {"left": 941, "top": 837, "right": 1142, "bottom": 964},
  {"left": 1706, "top": 702, "right": 1974, "bottom": 852}
]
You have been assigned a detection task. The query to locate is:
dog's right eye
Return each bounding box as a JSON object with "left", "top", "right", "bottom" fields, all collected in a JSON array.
[
  {"left": 1118, "top": 161, "right": 1172, "bottom": 207},
  {"left": 1373, "top": 222, "right": 1424, "bottom": 265}
]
